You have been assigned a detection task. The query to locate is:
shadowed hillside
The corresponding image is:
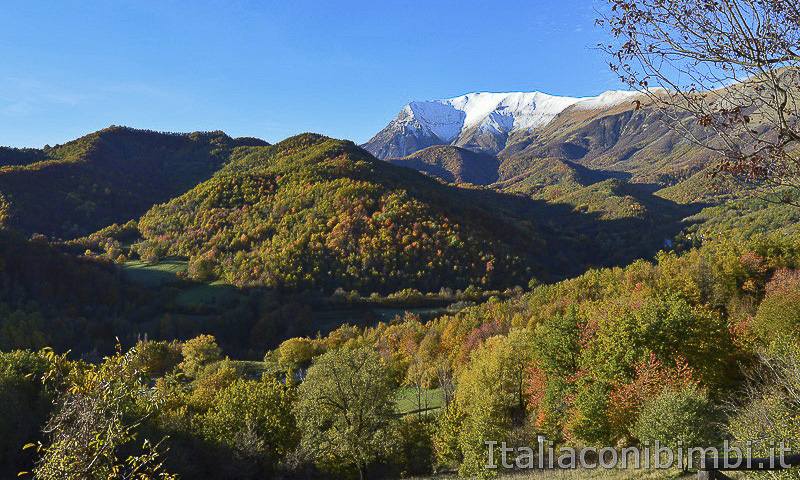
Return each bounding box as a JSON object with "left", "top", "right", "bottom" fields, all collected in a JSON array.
[
  {"left": 386, "top": 145, "right": 500, "bottom": 185},
  {"left": 137, "top": 134, "right": 540, "bottom": 293},
  {"left": 0, "top": 126, "right": 268, "bottom": 238},
  {"left": 137, "top": 133, "right": 702, "bottom": 292}
]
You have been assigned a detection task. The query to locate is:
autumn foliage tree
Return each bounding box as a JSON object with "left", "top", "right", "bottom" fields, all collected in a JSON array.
[
  {"left": 294, "top": 347, "right": 397, "bottom": 480},
  {"left": 30, "top": 348, "right": 176, "bottom": 480},
  {"left": 179, "top": 335, "right": 222, "bottom": 379},
  {"left": 201, "top": 379, "right": 298, "bottom": 476},
  {"left": 634, "top": 386, "right": 723, "bottom": 471},
  {"left": 607, "top": 353, "right": 697, "bottom": 441},
  {"left": 454, "top": 330, "right": 536, "bottom": 477}
]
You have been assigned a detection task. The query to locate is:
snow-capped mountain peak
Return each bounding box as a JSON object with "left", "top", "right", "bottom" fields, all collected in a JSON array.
[{"left": 363, "top": 90, "right": 643, "bottom": 159}]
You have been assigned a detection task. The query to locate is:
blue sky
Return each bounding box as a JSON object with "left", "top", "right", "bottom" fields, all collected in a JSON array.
[{"left": 1, "top": 0, "right": 624, "bottom": 148}]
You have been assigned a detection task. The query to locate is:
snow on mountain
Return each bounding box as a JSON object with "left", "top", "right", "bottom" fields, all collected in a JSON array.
[
  {"left": 573, "top": 90, "right": 643, "bottom": 110},
  {"left": 410, "top": 92, "right": 582, "bottom": 139},
  {"left": 363, "top": 90, "right": 643, "bottom": 159}
]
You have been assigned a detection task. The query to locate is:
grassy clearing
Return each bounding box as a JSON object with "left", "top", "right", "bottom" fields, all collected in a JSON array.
[
  {"left": 174, "top": 282, "right": 240, "bottom": 308},
  {"left": 123, "top": 258, "right": 243, "bottom": 308},
  {"left": 395, "top": 387, "right": 445, "bottom": 416},
  {"left": 122, "top": 258, "right": 188, "bottom": 287}
]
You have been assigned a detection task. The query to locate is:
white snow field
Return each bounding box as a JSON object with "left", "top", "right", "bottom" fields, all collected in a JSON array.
[{"left": 397, "top": 90, "right": 643, "bottom": 142}]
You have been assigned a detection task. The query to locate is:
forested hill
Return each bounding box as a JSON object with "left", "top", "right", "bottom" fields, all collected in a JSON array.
[
  {"left": 0, "top": 228, "right": 135, "bottom": 353},
  {"left": 386, "top": 145, "right": 500, "bottom": 186},
  {"left": 0, "top": 126, "right": 267, "bottom": 238},
  {"left": 0, "top": 126, "right": 701, "bottom": 298},
  {"left": 137, "top": 133, "right": 544, "bottom": 293}
]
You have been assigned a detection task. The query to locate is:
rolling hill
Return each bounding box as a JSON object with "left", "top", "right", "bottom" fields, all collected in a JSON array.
[
  {"left": 0, "top": 126, "right": 267, "bottom": 238},
  {"left": 385, "top": 145, "right": 499, "bottom": 185},
  {"left": 136, "top": 133, "right": 544, "bottom": 293}
]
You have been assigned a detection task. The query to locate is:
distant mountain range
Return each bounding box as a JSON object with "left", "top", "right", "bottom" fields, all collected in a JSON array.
[
  {"left": 361, "top": 88, "right": 733, "bottom": 209},
  {"left": 0, "top": 83, "right": 793, "bottom": 361},
  {"left": 0, "top": 82, "right": 771, "bottom": 298},
  {"left": 362, "top": 90, "right": 643, "bottom": 159},
  {"left": 0, "top": 124, "right": 702, "bottom": 294}
]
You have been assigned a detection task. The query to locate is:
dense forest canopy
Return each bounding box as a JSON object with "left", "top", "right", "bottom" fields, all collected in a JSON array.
[
  {"left": 137, "top": 133, "right": 537, "bottom": 293},
  {"left": 0, "top": 126, "right": 267, "bottom": 238},
  {"left": 5, "top": 226, "right": 800, "bottom": 478},
  {"left": 3, "top": 74, "right": 800, "bottom": 479}
]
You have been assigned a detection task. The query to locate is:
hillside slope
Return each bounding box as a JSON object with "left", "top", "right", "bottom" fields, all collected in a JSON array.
[
  {"left": 386, "top": 145, "right": 500, "bottom": 185},
  {"left": 137, "top": 134, "right": 544, "bottom": 293},
  {"left": 0, "top": 126, "right": 267, "bottom": 238},
  {"left": 498, "top": 100, "right": 711, "bottom": 183},
  {"left": 0, "top": 229, "right": 135, "bottom": 352}
]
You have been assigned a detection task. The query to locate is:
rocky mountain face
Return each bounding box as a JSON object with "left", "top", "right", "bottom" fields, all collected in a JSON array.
[
  {"left": 365, "top": 89, "right": 725, "bottom": 203},
  {"left": 362, "top": 90, "right": 643, "bottom": 159},
  {"left": 362, "top": 88, "right": 740, "bottom": 234}
]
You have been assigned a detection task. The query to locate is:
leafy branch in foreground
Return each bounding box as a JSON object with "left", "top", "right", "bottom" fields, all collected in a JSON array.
[
  {"left": 27, "top": 346, "right": 176, "bottom": 480},
  {"left": 599, "top": 0, "right": 800, "bottom": 203}
]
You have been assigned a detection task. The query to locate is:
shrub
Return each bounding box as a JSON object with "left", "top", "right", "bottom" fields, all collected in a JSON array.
[
  {"left": 179, "top": 335, "right": 222, "bottom": 379},
  {"left": 202, "top": 379, "right": 297, "bottom": 474},
  {"left": 634, "top": 386, "right": 723, "bottom": 471}
]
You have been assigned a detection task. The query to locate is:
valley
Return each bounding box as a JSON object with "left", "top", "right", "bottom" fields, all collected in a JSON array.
[
  {"left": 0, "top": 120, "right": 717, "bottom": 359},
  {"left": 8, "top": 2, "right": 800, "bottom": 479},
  {"left": 1, "top": 86, "right": 799, "bottom": 480}
]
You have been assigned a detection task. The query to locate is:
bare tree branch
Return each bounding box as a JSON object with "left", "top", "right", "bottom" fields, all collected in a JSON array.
[{"left": 599, "top": 0, "right": 800, "bottom": 204}]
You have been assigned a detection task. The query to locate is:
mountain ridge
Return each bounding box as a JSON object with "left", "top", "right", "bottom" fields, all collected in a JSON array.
[
  {"left": 0, "top": 126, "right": 268, "bottom": 238},
  {"left": 362, "top": 90, "right": 644, "bottom": 159},
  {"left": 385, "top": 145, "right": 500, "bottom": 185}
]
